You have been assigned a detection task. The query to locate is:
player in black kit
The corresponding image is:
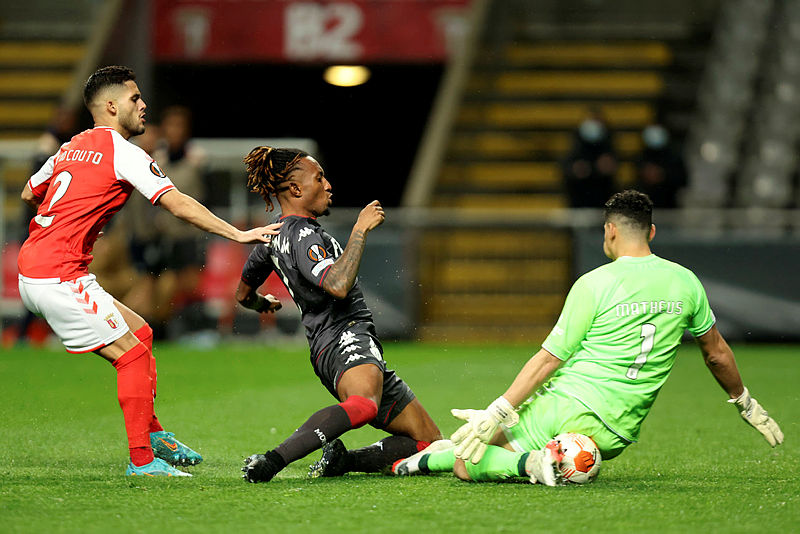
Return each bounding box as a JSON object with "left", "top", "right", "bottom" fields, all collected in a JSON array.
[{"left": 237, "top": 146, "right": 441, "bottom": 483}]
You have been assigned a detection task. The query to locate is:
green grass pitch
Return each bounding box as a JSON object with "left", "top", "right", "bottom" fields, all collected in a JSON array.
[{"left": 0, "top": 341, "right": 797, "bottom": 533}]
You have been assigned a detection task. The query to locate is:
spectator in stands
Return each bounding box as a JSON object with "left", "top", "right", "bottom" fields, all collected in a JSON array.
[
  {"left": 634, "top": 124, "right": 687, "bottom": 209},
  {"left": 125, "top": 106, "right": 208, "bottom": 339},
  {"left": 563, "top": 111, "right": 618, "bottom": 208}
]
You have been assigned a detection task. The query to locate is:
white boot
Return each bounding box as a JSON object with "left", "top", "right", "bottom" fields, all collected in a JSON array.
[{"left": 392, "top": 439, "right": 454, "bottom": 475}]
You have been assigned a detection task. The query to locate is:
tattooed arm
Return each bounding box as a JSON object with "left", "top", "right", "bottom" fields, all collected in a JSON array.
[{"left": 322, "top": 200, "right": 385, "bottom": 299}]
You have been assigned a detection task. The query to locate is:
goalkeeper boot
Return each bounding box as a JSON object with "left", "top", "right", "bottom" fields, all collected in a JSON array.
[
  {"left": 526, "top": 440, "right": 566, "bottom": 486},
  {"left": 308, "top": 438, "right": 349, "bottom": 478},
  {"left": 150, "top": 431, "right": 203, "bottom": 467},
  {"left": 242, "top": 451, "right": 285, "bottom": 483},
  {"left": 392, "top": 439, "right": 454, "bottom": 476},
  {"left": 126, "top": 458, "right": 192, "bottom": 477}
]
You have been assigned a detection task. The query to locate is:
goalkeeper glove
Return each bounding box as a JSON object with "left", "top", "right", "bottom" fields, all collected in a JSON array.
[
  {"left": 450, "top": 396, "right": 519, "bottom": 464},
  {"left": 728, "top": 387, "right": 784, "bottom": 447}
]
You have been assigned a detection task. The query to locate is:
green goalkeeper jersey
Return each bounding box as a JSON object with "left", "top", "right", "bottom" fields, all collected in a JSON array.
[{"left": 541, "top": 254, "right": 715, "bottom": 443}]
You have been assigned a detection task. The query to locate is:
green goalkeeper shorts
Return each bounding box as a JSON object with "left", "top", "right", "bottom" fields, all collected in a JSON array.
[{"left": 502, "top": 387, "right": 631, "bottom": 460}]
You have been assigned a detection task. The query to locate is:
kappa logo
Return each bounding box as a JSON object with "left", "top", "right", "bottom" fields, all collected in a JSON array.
[
  {"left": 330, "top": 236, "right": 344, "bottom": 257},
  {"left": 344, "top": 353, "right": 367, "bottom": 365},
  {"left": 369, "top": 338, "right": 383, "bottom": 360},
  {"left": 342, "top": 344, "right": 360, "bottom": 354},
  {"left": 298, "top": 227, "right": 313, "bottom": 241},
  {"left": 307, "top": 244, "right": 328, "bottom": 262},
  {"left": 339, "top": 330, "right": 357, "bottom": 346},
  {"left": 149, "top": 161, "right": 166, "bottom": 178}
]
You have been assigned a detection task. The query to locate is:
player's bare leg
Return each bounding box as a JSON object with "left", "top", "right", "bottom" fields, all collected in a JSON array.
[
  {"left": 309, "top": 367, "right": 442, "bottom": 478},
  {"left": 244, "top": 364, "right": 383, "bottom": 483},
  {"left": 453, "top": 458, "right": 470, "bottom": 480},
  {"left": 382, "top": 399, "right": 441, "bottom": 443}
]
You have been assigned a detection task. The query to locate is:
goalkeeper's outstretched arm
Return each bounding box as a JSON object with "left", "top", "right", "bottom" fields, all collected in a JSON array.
[
  {"left": 696, "top": 325, "right": 784, "bottom": 447},
  {"left": 502, "top": 349, "right": 564, "bottom": 407},
  {"left": 450, "top": 349, "right": 563, "bottom": 463},
  {"left": 696, "top": 325, "right": 744, "bottom": 399}
]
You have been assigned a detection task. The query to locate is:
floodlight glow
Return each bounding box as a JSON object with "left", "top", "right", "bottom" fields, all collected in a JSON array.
[{"left": 323, "top": 65, "right": 371, "bottom": 87}]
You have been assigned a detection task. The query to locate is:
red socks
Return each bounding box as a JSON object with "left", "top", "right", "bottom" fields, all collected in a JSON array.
[
  {"left": 113, "top": 342, "right": 155, "bottom": 466},
  {"left": 338, "top": 395, "right": 378, "bottom": 428},
  {"left": 132, "top": 324, "right": 163, "bottom": 433}
]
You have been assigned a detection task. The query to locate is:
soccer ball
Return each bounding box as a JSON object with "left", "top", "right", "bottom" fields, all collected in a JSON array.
[{"left": 552, "top": 432, "right": 602, "bottom": 484}]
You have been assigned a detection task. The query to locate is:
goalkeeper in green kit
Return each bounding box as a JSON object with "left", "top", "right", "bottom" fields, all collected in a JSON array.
[{"left": 393, "top": 190, "right": 784, "bottom": 485}]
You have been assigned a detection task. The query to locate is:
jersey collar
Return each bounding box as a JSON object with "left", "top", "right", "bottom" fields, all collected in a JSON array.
[
  {"left": 279, "top": 214, "right": 317, "bottom": 220},
  {"left": 615, "top": 254, "right": 657, "bottom": 262}
]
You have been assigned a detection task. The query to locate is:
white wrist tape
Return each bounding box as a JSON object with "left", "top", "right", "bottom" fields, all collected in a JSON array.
[
  {"left": 727, "top": 387, "right": 751, "bottom": 411},
  {"left": 488, "top": 396, "right": 519, "bottom": 428}
]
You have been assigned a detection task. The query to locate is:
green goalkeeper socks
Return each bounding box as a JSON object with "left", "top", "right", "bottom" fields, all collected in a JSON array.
[
  {"left": 423, "top": 449, "right": 457, "bottom": 473},
  {"left": 422, "top": 446, "right": 527, "bottom": 482},
  {"left": 463, "top": 446, "right": 528, "bottom": 482}
]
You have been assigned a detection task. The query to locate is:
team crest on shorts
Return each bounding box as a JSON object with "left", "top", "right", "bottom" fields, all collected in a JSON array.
[{"left": 104, "top": 313, "right": 118, "bottom": 329}]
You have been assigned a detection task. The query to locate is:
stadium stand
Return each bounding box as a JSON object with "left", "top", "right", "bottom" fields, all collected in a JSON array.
[
  {"left": 684, "top": 0, "right": 774, "bottom": 209},
  {"left": 735, "top": 0, "right": 800, "bottom": 210},
  {"left": 412, "top": 0, "right": 712, "bottom": 342},
  {"left": 4, "top": 0, "right": 800, "bottom": 344}
]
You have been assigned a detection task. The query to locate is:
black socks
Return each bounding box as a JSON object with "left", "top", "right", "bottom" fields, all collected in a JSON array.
[
  {"left": 274, "top": 404, "right": 352, "bottom": 464},
  {"left": 343, "top": 435, "right": 420, "bottom": 473}
]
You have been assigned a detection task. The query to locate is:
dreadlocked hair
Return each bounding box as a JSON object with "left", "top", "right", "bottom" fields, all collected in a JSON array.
[{"left": 244, "top": 146, "right": 309, "bottom": 211}]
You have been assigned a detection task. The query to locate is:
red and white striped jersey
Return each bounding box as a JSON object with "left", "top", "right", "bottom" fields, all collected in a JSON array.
[{"left": 18, "top": 126, "right": 175, "bottom": 281}]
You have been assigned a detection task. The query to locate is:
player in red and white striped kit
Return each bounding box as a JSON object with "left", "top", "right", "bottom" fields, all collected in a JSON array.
[{"left": 17, "top": 65, "right": 282, "bottom": 477}]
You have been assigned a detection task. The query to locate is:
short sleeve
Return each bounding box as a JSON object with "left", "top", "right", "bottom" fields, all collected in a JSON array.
[
  {"left": 542, "top": 275, "right": 597, "bottom": 361},
  {"left": 241, "top": 244, "right": 275, "bottom": 289},
  {"left": 111, "top": 131, "right": 175, "bottom": 204},
  {"left": 28, "top": 153, "right": 58, "bottom": 199},
  {"left": 293, "top": 224, "right": 335, "bottom": 287},
  {"left": 687, "top": 272, "right": 716, "bottom": 337}
]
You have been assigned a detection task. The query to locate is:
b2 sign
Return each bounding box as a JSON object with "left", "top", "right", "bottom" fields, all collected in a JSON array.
[{"left": 153, "top": 0, "right": 470, "bottom": 63}]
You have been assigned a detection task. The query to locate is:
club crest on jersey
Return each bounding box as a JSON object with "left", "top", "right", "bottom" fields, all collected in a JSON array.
[
  {"left": 307, "top": 244, "right": 328, "bottom": 262},
  {"left": 149, "top": 161, "right": 166, "bottom": 177},
  {"left": 104, "top": 313, "right": 118, "bottom": 329}
]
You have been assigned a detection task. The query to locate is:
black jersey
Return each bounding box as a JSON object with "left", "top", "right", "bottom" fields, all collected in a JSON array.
[{"left": 241, "top": 214, "right": 373, "bottom": 353}]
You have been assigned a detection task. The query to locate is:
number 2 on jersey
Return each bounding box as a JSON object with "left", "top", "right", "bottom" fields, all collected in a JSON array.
[
  {"left": 33, "top": 170, "right": 72, "bottom": 228},
  {"left": 626, "top": 323, "right": 656, "bottom": 380}
]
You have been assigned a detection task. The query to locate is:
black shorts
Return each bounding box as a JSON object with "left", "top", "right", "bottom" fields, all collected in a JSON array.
[{"left": 312, "top": 322, "right": 415, "bottom": 429}]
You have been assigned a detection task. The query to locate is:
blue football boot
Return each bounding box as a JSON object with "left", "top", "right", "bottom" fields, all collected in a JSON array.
[
  {"left": 126, "top": 458, "right": 192, "bottom": 477},
  {"left": 150, "top": 431, "right": 203, "bottom": 467}
]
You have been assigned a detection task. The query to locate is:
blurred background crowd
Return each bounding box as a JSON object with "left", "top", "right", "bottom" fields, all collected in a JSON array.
[{"left": 1, "top": 0, "right": 799, "bottom": 347}]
